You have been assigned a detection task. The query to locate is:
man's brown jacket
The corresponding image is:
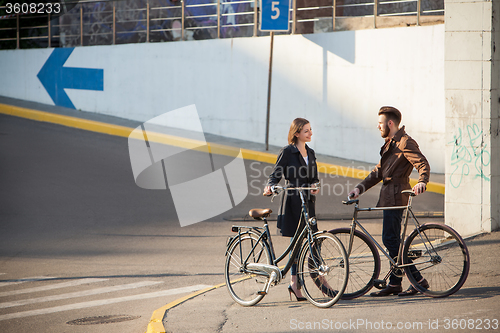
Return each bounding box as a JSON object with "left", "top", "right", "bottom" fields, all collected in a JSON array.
[{"left": 355, "top": 126, "right": 430, "bottom": 207}]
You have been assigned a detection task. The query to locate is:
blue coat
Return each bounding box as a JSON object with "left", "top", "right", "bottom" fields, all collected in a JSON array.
[{"left": 267, "top": 144, "right": 319, "bottom": 237}]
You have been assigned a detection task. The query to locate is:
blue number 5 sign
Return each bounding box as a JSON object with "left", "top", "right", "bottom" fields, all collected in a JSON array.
[{"left": 260, "top": 0, "right": 290, "bottom": 31}]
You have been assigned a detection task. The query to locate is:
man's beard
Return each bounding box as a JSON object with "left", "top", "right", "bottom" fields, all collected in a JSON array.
[{"left": 380, "top": 124, "right": 390, "bottom": 138}]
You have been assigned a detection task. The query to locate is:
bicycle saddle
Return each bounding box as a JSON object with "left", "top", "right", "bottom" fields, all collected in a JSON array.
[{"left": 249, "top": 208, "right": 272, "bottom": 219}]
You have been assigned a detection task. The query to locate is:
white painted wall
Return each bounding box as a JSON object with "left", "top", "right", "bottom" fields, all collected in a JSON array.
[{"left": 0, "top": 24, "right": 446, "bottom": 172}]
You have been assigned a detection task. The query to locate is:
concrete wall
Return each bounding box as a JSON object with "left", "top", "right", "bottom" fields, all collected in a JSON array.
[
  {"left": 0, "top": 25, "right": 446, "bottom": 172},
  {"left": 444, "top": 0, "right": 500, "bottom": 236}
]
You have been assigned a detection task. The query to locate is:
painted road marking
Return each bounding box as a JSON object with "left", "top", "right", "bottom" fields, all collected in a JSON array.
[
  {"left": 0, "top": 281, "right": 162, "bottom": 308},
  {"left": 0, "top": 277, "right": 55, "bottom": 288},
  {"left": 0, "top": 278, "right": 108, "bottom": 297},
  {"left": 0, "top": 284, "right": 211, "bottom": 321}
]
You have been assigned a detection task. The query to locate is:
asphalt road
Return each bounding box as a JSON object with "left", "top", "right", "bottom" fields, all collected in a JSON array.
[
  {"left": 0, "top": 113, "right": 223, "bottom": 333},
  {"left": 0, "top": 112, "right": 447, "bottom": 333}
]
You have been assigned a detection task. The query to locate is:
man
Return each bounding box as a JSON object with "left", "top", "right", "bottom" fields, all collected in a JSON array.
[{"left": 348, "top": 106, "right": 431, "bottom": 297}]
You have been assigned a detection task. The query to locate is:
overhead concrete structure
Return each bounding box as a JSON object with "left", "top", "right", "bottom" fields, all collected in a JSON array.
[{"left": 444, "top": 0, "right": 500, "bottom": 236}]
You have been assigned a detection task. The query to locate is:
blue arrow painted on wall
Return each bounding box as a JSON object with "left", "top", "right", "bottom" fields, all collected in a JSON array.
[{"left": 37, "top": 48, "right": 104, "bottom": 109}]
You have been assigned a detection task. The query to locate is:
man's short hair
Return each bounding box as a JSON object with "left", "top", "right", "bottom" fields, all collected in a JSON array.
[{"left": 378, "top": 106, "right": 401, "bottom": 126}]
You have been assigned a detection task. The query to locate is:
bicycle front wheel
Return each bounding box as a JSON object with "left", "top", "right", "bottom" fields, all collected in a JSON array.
[
  {"left": 225, "top": 232, "right": 272, "bottom": 306},
  {"left": 328, "top": 228, "right": 381, "bottom": 299},
  {"left": 298, "top": 233, "right": 349, "bottom": 308},
  {"left": 403, "top": 223, "right": 470, "bottom": 298}
]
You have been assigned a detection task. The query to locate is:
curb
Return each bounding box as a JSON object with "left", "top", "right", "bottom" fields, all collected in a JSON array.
[
  {"left": 0, "top": 102, "right": 445, "bottom": 194},
  {"left": 144, "top": 282, "right": 227, "bottom": 333},
  {"left": 145, "top": 274, "right": 264, "bottom": 333}
]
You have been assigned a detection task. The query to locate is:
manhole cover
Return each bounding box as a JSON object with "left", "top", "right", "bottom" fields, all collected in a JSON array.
[{"left": 67, "top": 315, "right": 140, "bottom": 325}]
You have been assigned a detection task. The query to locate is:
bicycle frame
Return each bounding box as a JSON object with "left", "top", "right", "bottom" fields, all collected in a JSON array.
[
  {"left": 337, "top": 191, "right": 470, "bottom": 299},
  {"left": 229, "top": 185, "right": 320, "bottom": 280},
  {"left": 347, "top": 194, "right": 424, "bottom": 271}
]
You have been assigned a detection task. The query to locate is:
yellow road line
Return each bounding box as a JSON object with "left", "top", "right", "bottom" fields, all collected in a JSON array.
[
  {"left": 0, "top": 102, "right": 445, "bottom": 194},
  {"left": 0, "top": 103, "right": 134, "bottom": 138},
  {"left": 145, "top": 266, "right": 284, "bottom": 333},
  {"left": 145, "top": 282, "right": 227, "bottom": 333}
]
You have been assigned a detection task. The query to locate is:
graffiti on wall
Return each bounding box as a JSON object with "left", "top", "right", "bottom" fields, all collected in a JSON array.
[{"left": 449, "top": 123, "right": 491, "bottom": 188}]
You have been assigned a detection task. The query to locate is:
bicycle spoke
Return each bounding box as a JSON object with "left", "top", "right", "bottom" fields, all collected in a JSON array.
[
  {"left": 225, "top": 234, "right": 272, "bottom": 306},
  {"left": 327, "top": 229, "right": 380, "bottom": 299},
  {"left": 403, "top": 224, "right": 469, "bottom": 298},
  {"left": 298, "top": 233, "right": 348, "bottom": 308}
]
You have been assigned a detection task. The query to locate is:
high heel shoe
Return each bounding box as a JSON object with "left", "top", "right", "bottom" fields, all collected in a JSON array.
[{"left": 288, "top": 285, "right": 306, "bottom": 302}]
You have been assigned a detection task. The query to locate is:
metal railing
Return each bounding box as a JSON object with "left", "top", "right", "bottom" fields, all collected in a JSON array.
[{"left": 0, "top": 0, "right": 444, "bottom": 49}]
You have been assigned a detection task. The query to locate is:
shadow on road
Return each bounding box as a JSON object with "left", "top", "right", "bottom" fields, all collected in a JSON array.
[
  {"left": 334, "top": 286, "right": 500, "bottom": 308},
  {"left": 244, "top": 286, "right": 500, "bottom": 309}
]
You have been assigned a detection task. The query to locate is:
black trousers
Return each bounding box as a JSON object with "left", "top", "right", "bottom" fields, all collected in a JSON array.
[{"left": 383, "top": 209, "right": 423, "bottom": 285}]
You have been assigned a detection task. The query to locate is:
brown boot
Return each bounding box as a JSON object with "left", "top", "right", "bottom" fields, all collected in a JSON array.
[
  {"left": 370, "top": 285, "right": 402, "bottom": 297},
  {"left": 398, "top": 279, "right": 429, "bottom": 296}
]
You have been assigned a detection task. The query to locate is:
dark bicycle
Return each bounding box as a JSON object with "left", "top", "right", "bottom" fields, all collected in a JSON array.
[{"left": 224, "top": 183, "right": 349, "bottom": 308}]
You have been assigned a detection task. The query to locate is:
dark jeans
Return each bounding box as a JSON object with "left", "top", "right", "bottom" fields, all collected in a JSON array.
[{"left": 383, "top": 209, "right": 423, "bottom": 286}]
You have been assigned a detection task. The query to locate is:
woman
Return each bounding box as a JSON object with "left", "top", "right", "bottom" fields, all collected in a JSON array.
[{"left": 263, "top": 118, "right": 319, "bottom": 301}]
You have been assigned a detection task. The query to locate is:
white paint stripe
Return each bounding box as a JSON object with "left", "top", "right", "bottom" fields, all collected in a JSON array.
[
  {"left": 0, "top": 284, "right": 210, "bottom": 321},
  {"left": 0, "top": 281, "right": 162, "bottom": 308},
  {"left": 0, "top": 277, "right": 55, "bottom": 288},
  {"left": 0, "top": 278, "right": 108, "bottom": 297}
]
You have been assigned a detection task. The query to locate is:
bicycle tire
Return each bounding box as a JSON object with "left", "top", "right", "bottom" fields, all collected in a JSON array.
[
  {"left": 403, "top": 223, "right": 470, "bottom": 298},
  {"left": 297, "top": 232, "right": 349, "bottom": 308},
  {"left": 328, "top": 228, "right": 381, "bottom": 299},
  {"left": 224, "top": 232, "right": 273, "bottom": 306}
]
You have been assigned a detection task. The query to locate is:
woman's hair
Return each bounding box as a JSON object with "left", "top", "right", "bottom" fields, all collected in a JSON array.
[{"left": 288, "top": 118, "right": 310, "bottom": 145}]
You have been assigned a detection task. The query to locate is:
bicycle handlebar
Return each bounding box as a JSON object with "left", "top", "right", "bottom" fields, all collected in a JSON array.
[
  {"left": 401, "top": 189, "right": 417, "bottom": 196},
  {"left": 265, "top": 182, "right": 321, "bottom": 202},
  {"left": 271, "top": 182, "right": 321, "bottom": 193}
]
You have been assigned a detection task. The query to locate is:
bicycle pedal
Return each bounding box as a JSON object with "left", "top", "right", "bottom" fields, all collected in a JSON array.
[
  {"left": 373, "top": 279, "right": 387, "bottom": 289},
  {"left": 257, "top": 291, "right": 267, "bottom": 295}
]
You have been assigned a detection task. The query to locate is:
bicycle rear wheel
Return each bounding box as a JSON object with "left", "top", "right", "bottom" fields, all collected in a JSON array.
[
  {"left": 225, "top": 232, "right": 272, "bottom": 306},
  {"left": 403, "top": 223, "right": 470, "bottom": 298},
  {"left": 328, "top": 228, "right": 380, "bottom": 299},
  {"left": 297, "top": 233, "right": 348, "bottom": 308}
]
